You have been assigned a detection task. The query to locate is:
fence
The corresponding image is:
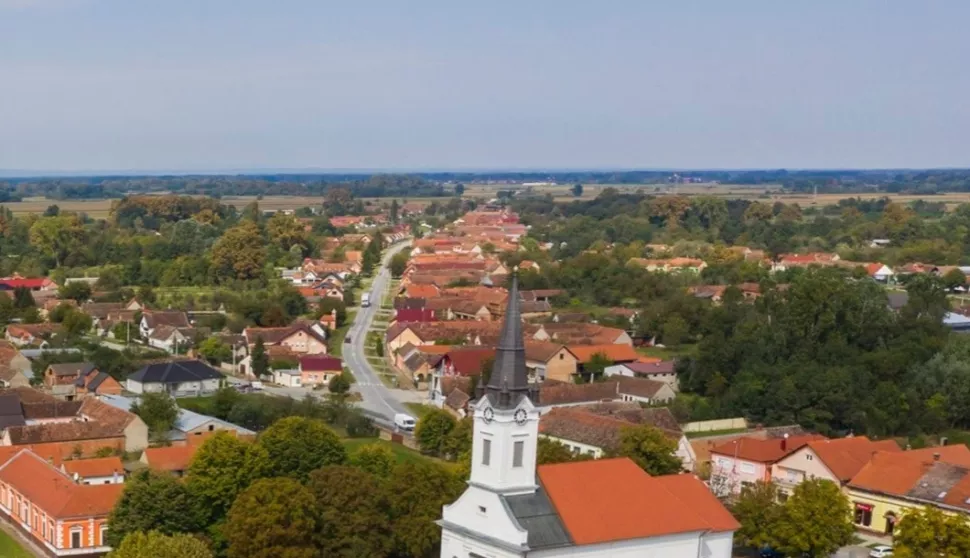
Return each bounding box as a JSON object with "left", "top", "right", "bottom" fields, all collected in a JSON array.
[{"left": 682, "top": 418, "right": 747, "bottom": 433}]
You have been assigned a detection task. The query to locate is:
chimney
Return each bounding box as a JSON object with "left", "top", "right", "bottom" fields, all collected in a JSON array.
[
  {"left": 781, "top": 433, "right": 790, "bottom": 451},
  {"left": 113, "top": 470, "right": 120, "bottom": 483},
  {"left": 934, "top": 453, "right": 941, "bottom": 462}
]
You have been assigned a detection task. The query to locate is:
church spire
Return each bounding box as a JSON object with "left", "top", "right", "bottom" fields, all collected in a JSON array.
[{"left": 485, "top": 271, "right": 535, "bottom": 409}]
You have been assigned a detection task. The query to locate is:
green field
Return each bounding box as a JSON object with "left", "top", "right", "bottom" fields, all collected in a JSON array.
[{"left": 0, "top": 530, "right": 31, "bottom": 558}]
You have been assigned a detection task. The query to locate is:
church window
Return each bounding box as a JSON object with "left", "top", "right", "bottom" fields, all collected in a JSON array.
[
  {"left": 513, "top": 441, "right": 524, "bottom": 467},
  {"left": 482, "top": 439, "right": 491, "bottom": 466}
]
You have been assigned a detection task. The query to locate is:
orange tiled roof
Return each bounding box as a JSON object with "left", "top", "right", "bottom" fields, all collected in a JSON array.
[
  {"left": 405, "top": 284, "right": 440, "bottom": 299},
  {"left": 0, "top": 450, "right": 122, "bottom": 518},
  {"left": 567, "top": 344, "right": 640, "bottom": 364},
  {"left": 143, "top": 445, "right": 197, "bottom": 472},
  {"left": 806, "top": 437, "right": 902, "bottom": 482},
  {"left": 538, "top": 458, "right": 738, "bottom": 545},
  {"left": 710, "top": 434, "right": 827, "bottom": 464},
  {"left": 62, "top": 456, "right": 124, "bottom": 479}
]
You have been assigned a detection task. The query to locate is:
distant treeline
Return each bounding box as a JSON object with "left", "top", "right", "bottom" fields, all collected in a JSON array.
[{"left": 2, "top": 169, "right": 970, "bottom": 200}]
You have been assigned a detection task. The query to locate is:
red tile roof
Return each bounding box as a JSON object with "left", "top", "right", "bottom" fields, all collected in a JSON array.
[
  {"left": 143, "top": 445, "right": 197, "bottom": 473},
  {"left": 62, "top": 456, "right": 124, "bottom": 479},
  {"left": 805, "top": 437, "right": 902, "bottom": 482},
  {"left": 299, "top": 355, "right": 343, "bottom": 372},
  {"left": 394, "top": 308, "right": 437, "bottom": 323},
  {"left": 405, "top": 284, "right": 440, "bottom": 299},
  {"left": 710, "top": 435, "right": 827, "bottom": 464},
  {"left": 567, "top": 344, "right": 640, "bottom": 364},
  {"left": 0, "top": 277, "right": 53, "bottom": 289},
  {"left": 0, "top": 450, "right": 122, "bottom": 518},
  {"left": 538, "top": 458, "right": 738, "bottom": 545},
  {"left": 433, "top": 347, "right": 496, "bottom": 377}
]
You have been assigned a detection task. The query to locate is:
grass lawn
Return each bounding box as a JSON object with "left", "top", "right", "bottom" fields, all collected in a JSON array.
[
  {"left": 637, "top": 344, "right": 697, "bottom": 359},
  {"left": 685, "top": 427, "right": 749, "bottom": 439},
  {"left": 342, "top": 437, "right": 431, "bottom": 465},
  {"left": 0, "top": 530, "right": 31, "bottom": 557}
]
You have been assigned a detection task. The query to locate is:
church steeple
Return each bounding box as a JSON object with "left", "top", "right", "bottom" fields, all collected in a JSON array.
[{"left": 482, "top": 272, "right": 537, "bottom": 409}]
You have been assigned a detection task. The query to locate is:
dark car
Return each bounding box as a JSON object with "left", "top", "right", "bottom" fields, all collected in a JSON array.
[
  {"left": 344, "top": 335, "right": 352, "bottom": 343},
  {"left": 760, "top": 547, "right": 784, "bottom": 558}
]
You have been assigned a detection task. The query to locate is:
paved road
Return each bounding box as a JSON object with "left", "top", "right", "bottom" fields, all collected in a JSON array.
[{"left": 343, "top": 240, "right": 413, "bottom": 421}]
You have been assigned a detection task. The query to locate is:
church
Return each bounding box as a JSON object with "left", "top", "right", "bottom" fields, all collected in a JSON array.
[{"left": 438, "top": 276, "right": 739, "bottom": 558}]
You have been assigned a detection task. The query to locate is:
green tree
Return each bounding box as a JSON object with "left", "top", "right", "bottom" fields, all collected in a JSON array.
[
  {"left": 731, "top": 481, "right": 782, "bottom": 549},
  {"left": 258, "top": 416, "right": 347, "bottom": 481},
  {"left": 661, "top": 314, "right": 689, "bottom": 346},
  {"left": 12, "top": 286, "right": 34, "bottom": 309},
  {"left": 48, "top": 302, "right": 74, "bottom": 323},
  {"left": 130, "top": 392, "right": 179, "bottom": 441},
  {"left": 771, "top": 479, "right": 853, "bottom": 557},
  {"left": 328, "top": 373, "right": 351, "bottom": 396},
  {"left": 389, "top": 252, "right": 409, "bottom": 278},
  {"left": 29, "top": 215, "right": 85, "bottom": 266},
  {"left": 108, "top": 531, "right": 213, "bottom": 558},
  {"left": 351, "top": 442, "right": 395, "bottom": 478},
  {"left": 307, "top": 466, "right": 393, "bottom": 557},
  {"left": 943, "top": 268, "right": 968, "bottom": 291},
  {"left": 374, "top": 336, "right": 384, "bottom": 357},
  {"left": 250, "top": 337, "right": 269, "bottom": 379},
  {"left": 59, "top": 281, "right": 92, "bottom": 302},
  {"left": 390, "top": 199, "right": 399, "bottom": 224},
  {"left": 61, "top": 308, "right": 93, "bottom": 338},
  {"left": 613, "top": 424, "right": 682, "bottom": 475},
  {"left": 210, "top": 222, "right": 266, "bottom": 283},
  {"left": 197, "top": 337, "right": 232, "bottom": 366},
  {"left": 893, "top": 507, "right": 970, "bottom": 558},
  {"left": 386, "top": 461, "right": 463, "bottom": 558},
  {"left": 571, "top": 183, "right": 583, "bottom": 197},
  {"left": 186, "top": 432, "right": 272, "bottom": 524},
  {"left": 442, "top": 417, "right": 473, "bottom": 459},
  {"left": 455, "top": 183, "right": 465, "bottom": 196},
  {"left": 583, "top": 352, "right": 612, "bottom": 381},
  {"left": 211, "top": 386, "right": 240, "bottom": 419},
  {"left": 106, "top": 470, "right": 205, "bottom": 546},
  {"left": 224, "top": 478, "right": 319, "bottom": 558},
  {"left": 265, "top": 212, "right": 307, "bottom": 251},
  {"left": 537, "top": 437, "right": 584, "bottom": 465},
  {"left": 414, "top": 408, "right": 457, "bottom": 456}
]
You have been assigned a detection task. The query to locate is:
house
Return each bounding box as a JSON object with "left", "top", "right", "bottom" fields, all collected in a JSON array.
[
  {"left": 126, "top": 359, "right": 223, "bottom": 396},
  {"left": 439, "top": 275, "right": 738, "bottom": 558},
  {"left": 627, "top": 257, "right": 707, "bottom": 274},
  {"left": 298, "top": 355, "right": 343, "bottom": 387},
  {"left": 318, "top": 309, "right": 339, "bottom": 331},
  {"left": 273, "top": 369, "right": 302, "bottom": 388},
  {"left": 243, "top": 322, "right": 328, "bottom": 355},
  {"left": 139, "top": 310, "right": 190, "bottom": 339},
  {"left": 60, "top": 456, "right": 125, "bottom": 485},
  {"left": 0, "top": 449, "right": 123, "bottom": 556},
  {"left": 708, "top": 434, "right": 827, "bottom": 497},
  {"left": 846, "top": 446, "right": 970, "bottom": 539},
  {"left": 140, "top": 445, "right": 197, "bottom": 477},
  {"left": 866, "top": 263, "right": 894, "bottom": 282},
  {"left": 5, "top": 324, "right": 61, "bottom": 347},
  {"left": 770, "top": 252, "right": 840, "bottom": 273},
  {"left": 100, "top": 394, "right": 254, "bottom": 444},
  {"left": 524, "top": 342, "right": 576, "bottom": 383},
  {"left": 43, "top": 362, "right": 123, "bottom": 400},
  {"left": 0, "top": 275, "right": 58, "bottom": 291},
  {"left": 146, "top": 325, "right": 203, "bottom": 353},
  {"left": 392, "top": 308, "right": 437, "bottom": 325},
  {"left": 567, "top": 344, "right": 641, "bottom": 381},
  {"left": 604, "top": 360, "right": 679, "bottom": 389},
  {"left": 772, "top": 436, "right": 902, "bottom": 494},
  {"left": 0, "top": 341, "right": 31, "bottom": 389}
]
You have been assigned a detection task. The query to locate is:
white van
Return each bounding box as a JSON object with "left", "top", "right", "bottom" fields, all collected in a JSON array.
[{"left": 394, "top": 413, "right": 416, "bottom": 432}]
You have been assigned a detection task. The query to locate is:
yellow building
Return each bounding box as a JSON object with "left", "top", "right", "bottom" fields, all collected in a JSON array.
[{"left": 846, "top": 446, "right": 970, "bottom": 539}]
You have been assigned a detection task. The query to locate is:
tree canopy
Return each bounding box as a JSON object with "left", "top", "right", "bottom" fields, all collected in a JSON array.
[{"left": 257, "top": 416, "right": 347, "bottom": 481}]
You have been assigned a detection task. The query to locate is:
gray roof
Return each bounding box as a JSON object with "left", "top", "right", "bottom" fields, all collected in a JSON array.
[
  {"left": 99, "top": 394, "right": 255, "bottom": 439},
  {"left": 128, "top": 359, "right": 223, "bottom": 384},
  {"left": 47, "top": 362, "right": 96, "bottom": 377},
  {"left": 485, "top": 274, "right": 535, "bottom": 409},
  {"left": 502, "top": 484, "right": 572, "bottom": 550}
]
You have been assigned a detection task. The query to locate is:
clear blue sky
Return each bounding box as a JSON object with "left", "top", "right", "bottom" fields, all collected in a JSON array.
[{"left": 1, "top": 0, "right": 967, "bottom": 172}]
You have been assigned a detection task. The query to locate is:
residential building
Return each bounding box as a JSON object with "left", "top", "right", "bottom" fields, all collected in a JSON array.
[
  {"left": 138, "top": 310, "right": 191, "bottom": 339},
  {"left": 0, "top": 275, "right": 58, "bottom": 291},
  {"left": 708, "top": 434, "right": 827, "bottom": 497},
  {"left": 43, "top": 362, "right": 123, "bottom": 400},
  {"left": 568, "top": 344, "right": 641, "bottom": 381},
  {"left": 524, "top": 342, "right": 576, "bottom": 383},
  {"left": 772, "top": 436, "right": 901, "bottom": 494},
  {"left": 846, "top": 446, "right": 970, "bottom": 538},
  {"left": 0, "top": 449, "right": 122, "bottom": 556},
  {"left": 438, "top": 276, "right": 738, "bottom": 557},
  {"left": 140, "top": 445, "right": 197, "bottom": 477},
  {"left": 273, "top": 369, "right": 302, "bottom": 388},
  {"left": 243, "top": 322, "right": 328, "bottom": 355},
  {"left": 298, "top": 355, "right": 343, "bottom": 386},
  {"left": 126, "top": 359, "right": 223, "bottom": 396},
  {"left": 100, "top": 394, "right": 254, "bottom": 444},
  {"left": 0, "top": 343, "right": 31, "bottom": 389},
  {"left": 5, "top": 324, "right": 61, "bottom": 347},
  {"left": 604, "top": 359, "right": 678, "bottom": 389},
  {"left": 60, "top": 457, "right": 125, "bottom": 485}
]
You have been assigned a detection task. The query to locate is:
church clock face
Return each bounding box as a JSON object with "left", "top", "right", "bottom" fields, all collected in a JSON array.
[
  {"left": 483, "top": 407, "right": 494, "bottom": 423},
  {"left": 514, "top": 409, "right": 528, "bottom": 425}
]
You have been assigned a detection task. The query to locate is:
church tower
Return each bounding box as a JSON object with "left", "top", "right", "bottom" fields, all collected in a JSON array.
[{"left": 469, "top": 272, "right": 541, "bottom": 493}]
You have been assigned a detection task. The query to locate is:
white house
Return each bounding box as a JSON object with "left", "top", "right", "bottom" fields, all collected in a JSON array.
[
  {"left": 126, "top": 359, "right": 223, "bottom": 396},
  {"left": 273, "top": 369, "right": 302, "bottom": 388},
  {"left": 438, "top": 277, "right": 737, "bottom": 558}
]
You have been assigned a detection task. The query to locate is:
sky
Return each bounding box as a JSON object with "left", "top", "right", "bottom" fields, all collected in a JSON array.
[{"left": 0, "top": 1, "right": 968, "bottom": 172}]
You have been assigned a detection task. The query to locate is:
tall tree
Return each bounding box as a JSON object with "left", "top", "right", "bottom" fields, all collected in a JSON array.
[
  {"left": 770, "top": 479, "right": 853, "bottom": 557},
  {"left": 106, "top": 470, "right": 205, "bottom": 546},
  {"left": 109, "top": 531, "right": 213, "bottom": 558},
  {"left": 571, "top": 183, "right": 583, "bottom": 197},
  {"left": 893, "top": 507, "right": 970, "bottom": 558},
  {"left": 265, "top": 212, "right": 306, "bottom": 251},
  {"left": 350, "top": 442, "right": 395, "bottom": 478},
  {"left": 210, "top": 222, "right": 266, "bottom": 283},
  {"left": 224, "top": 478, "right": 319, "bottom": 558},
  {"left": 250, "top": 337, "right": 269, "bottom": 379},
  {"left": 307, "top": 466, "right": 393, "bottom": 557},
  {"left": 389, "top": 199, "right": 400, "bottom": 224},
  {"left": 130, "top": 392, "right": 179, "bottom": 441},
  {"left": 613, "top": 425, "right": 682, "bottom": 475},
  {"left": 386, "top": 461, "right": 463, "bottom": 558},
  {"left": 257, "top": 416, "right": 347, "bottom": 481},
  {"left": 59, "top": 281, "right": 92, "bottom": 302},
  {"left": 414, "top": 408, "right": 457, "bottom": 457},
  {"left": 731, "top": 481, "right": 782, "bottom": 549},
  {"left": 186, "top": 432, "right": 272, "bottom": 524}
]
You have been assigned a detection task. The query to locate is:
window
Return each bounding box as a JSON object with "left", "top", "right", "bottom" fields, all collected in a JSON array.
[
  {"left": 854, "top": 504, "right": 872, "bottom": 527},
  {"left": 70, "top": 528, "right": 83, "bottom": 549},
  {"left": 571, "top": 446, "right": 579, "bottom": 455},
  {"left": 100, "top": 525, "right": 108, "bottom": 546},
  {"left": 481, "top": 439, "right": 491, "bottom": 466},
  {"left": 806, "top": 454, "right": 814, "bottom": 461},
  {"left": 559, "top": 353, "right": 564, "bottom": 360},
  {"left": 513, "top": 441, "right": 524, "bottom": 468},
  {"left": 478, "top": 506, "right": 487, "bottom": 514},
  {"left": 208, "top": 425, "right": 215, "bottom": 432},
  {"left": 740, "top": 462, "right": 756, "bottom": 474}
]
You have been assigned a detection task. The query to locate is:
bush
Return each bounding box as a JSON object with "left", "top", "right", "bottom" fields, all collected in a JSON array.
[{"left": 346, "top": 412, "right": 378, "bottom": 438}]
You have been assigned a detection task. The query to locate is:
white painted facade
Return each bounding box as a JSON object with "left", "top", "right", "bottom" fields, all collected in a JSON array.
[{"left": 126, "top": 378, "right": 221, "bottom": 395}]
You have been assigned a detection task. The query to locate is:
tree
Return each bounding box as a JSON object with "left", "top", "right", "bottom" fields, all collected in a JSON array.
[
  {"left": 661, "top": 314, "right": 689, "bottom": 346},
  {"left": 223, "top": 478, "right": 319, "bottom": 558},
  {"left": 265, "top": 212, "right": 306, "bottom": 251},
  {"left": 257, "top": 416, "right": 347, "bottom": 481},
  {"left": 210, "top": 386, "right": 241, "bottom": 419},
  {"left": 389, "top": 252, "right": 409, "bottom": 278},
  {"left": 537, "top": 437, "right": 584, "bottom": 465},
  {"left": 386, "top": 461, "right": 463, "bottom": 558},
  {"left": 613, "top": 424, "right": 682, "bottom": 475},
  {"left": 732, "top": 481, "right": 782, "bottom": 549},
  {"left": 197, "top": 337, "right": 232, "bottom": 366},
  {"left": 771, "top": 479, "right": 853, "bottom": 557},
  {"left": 893, "top": 507, "right": 970, "bottom": 558},
  {"left": 943, "top": 268, "right": 968, "bottom": 291},
  {"left": 29, "top": 215, "right": 85, "bottom": 266},
  {"left": 250, "top": 337, "right": 269, "bottom": 379},
  {"left": 186, "top": 432, "right": 272, "bottom": 524},
  {"left": 12, "top": 286, "right": 34, "bottom": 309},
  {"left": 374, "top": 336, "right": 384, "bottom": 357},
  {"left": 109, "top": 531, "right": 213, "bottom": 558},
  {"left": 328, "top": 373, "right": 351, "bottom": 396},
  {"left": 584, "top": 352, "right": 612, "bottom": 380},
  {"left": 61, "top": 308, "right": 93, "bottom": 338},
  {"left": 48, "top": 302, "right": 74, "bottom": 323},
  {"left": 442, "top": 417, "right": 473, "bottom": 459},
  {"left": 455, "top": 183, "right": 465, "bottom": 196},
  {"left": 106, "top": 470, "right": 205, "bottom": 546},
  {"left": 390, "top": 199, "right": 399, "bottom": 224},
  {"left": 571, "top": 183, "right": 583, "bottom": 197},
  {"left": 317, "top": 298, "right": 347, "bottom": 326},
  {"left": 59, "top": 281, "right": 92, "bottom": 302},
  {"left": 130, "top": 392, "right": 179, "bottom": 441},
  {"left": 351, "top": 442, "right": 395, "bottom": 478},
  {"left": 210, "top": 222, "right": 266, "bottom": 283},
  {"left": 307, "top": 466, "right": 393, "bottom": 557},
  {"left": 414, "top": 408, "right": 457, "bottom": 456}
]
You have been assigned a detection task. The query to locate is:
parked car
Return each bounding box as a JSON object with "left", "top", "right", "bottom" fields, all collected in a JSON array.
[
  {"left": 869, "top": 546, "right": 893, "bottom": 558},
  {"left": 394, "top": 413, "right": 416, "bottom": 432},
  {"left": 345, "top": 335, "right": 352, "bottom": 343},
  {"left": 760, "top": 547, "right": 784, "bottom": 558},
  {"left": 250, "top": 381, "right": 264, "bottom": 391}
]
